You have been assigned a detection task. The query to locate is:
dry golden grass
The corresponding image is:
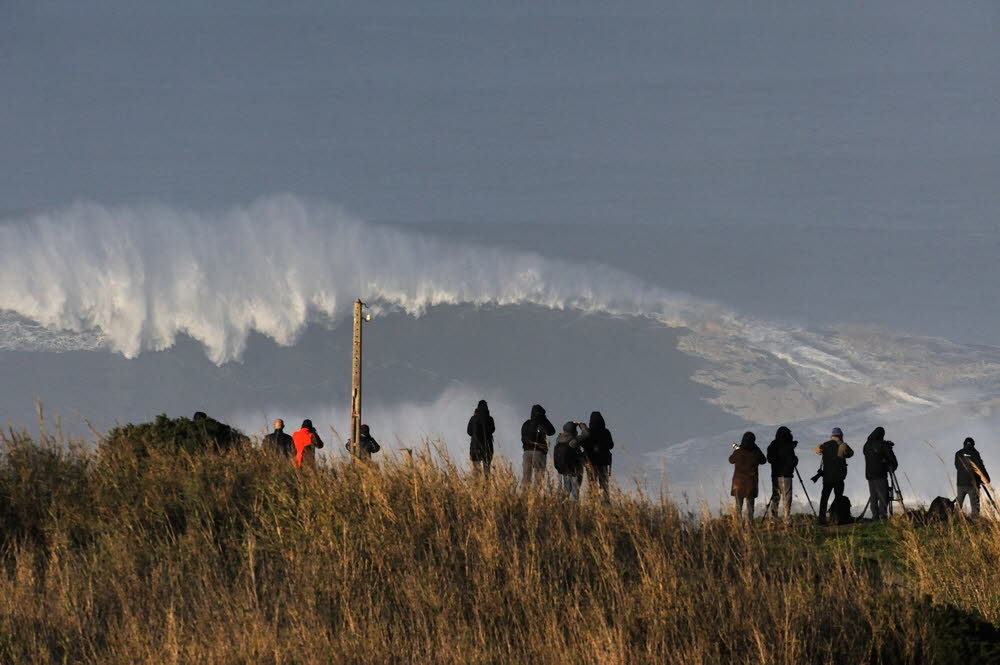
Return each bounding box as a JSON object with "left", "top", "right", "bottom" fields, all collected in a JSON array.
[{"left": 2, "top": 429, "right": 1000, "bottom": 664}]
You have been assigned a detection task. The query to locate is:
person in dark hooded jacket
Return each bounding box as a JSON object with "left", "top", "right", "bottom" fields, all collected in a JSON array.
[
  {"left": 862, "top": 426, "right": 897, "bottom": 520},
  {"left": 346, "top": 424, "right": 380, "bottom": 460},
  {"left": 554, "top": 421, "right": 589, "bottom": 500},
  {"left": 467, "top": 400, "right": 496, "bottom": 476},
  {"left": 955, "top": 437, "right": 990, "bottom": 517},
  {"left": 766, "top": 426, "right": 798, "bottom": 519},
  {"left": 729, "top": 432, "right": 767, "bottom": 521},
  {"left": 815, "top": 427, "right": 854, "bottom": 523},
  {"left": 583, "top": 411, "right": 614, "bottom": 499},
  {"left": 520, "top": 404, "right": 555, "bottom": 486}
]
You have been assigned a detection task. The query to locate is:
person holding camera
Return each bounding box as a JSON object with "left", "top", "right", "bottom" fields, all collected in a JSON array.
[
  {"left": 955, "top": 437, "right": 991, "bottom": 517},
  {"left": 292, "top": 419, "right": 325, "bottom": 469},
  {"left": 862, "top": 426, "right": 897, "bottom": 520},
  {"left": 520, "top": 404, "right": 556, "bottom": 486},
  {"left": 346, "top": 424, "right": 381, "bottom": 460},
  {"left": 814, "top": 427, "right": 853, "bottom": 524},
  {"left": 729, "top": 432, "right": 767, "bottom": 522},
  {"left": 554, "top": 421, "right": 589, "bottom": 500},
  {"left": 766, "top": 426, "right": 798, "bottom": 519}
]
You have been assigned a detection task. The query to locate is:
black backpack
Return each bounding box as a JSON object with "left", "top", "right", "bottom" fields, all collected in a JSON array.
[{"left": 830, "top": 495, "right": 854, "bottom": 525}]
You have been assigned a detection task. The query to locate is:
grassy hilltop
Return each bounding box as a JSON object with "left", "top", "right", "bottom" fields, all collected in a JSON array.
[{"left": 2, "top": 418, "right": 1000, "bottom": 664}]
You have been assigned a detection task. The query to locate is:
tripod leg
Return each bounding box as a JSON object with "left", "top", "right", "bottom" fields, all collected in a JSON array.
[
  {"left": 795, "top": 467, "right": 817, "bottom": 516},
  {"left": 857, "top": 497, "right": 871, "bottom": 520},
  {"left": 890, "top": 470, "right": 906, "bottom": 512}
]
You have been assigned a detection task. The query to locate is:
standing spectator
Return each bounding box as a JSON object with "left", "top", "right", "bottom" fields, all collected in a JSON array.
[
  {"left": 520, "top": 404, "right": 555, "bottom": 486},
  {"left": 467, "top": 400, "right": 496, "bottom": 476},
  {"left": 263, "top": 419, "right": 294, "bottom": 459},
  {"left": 955, "top": 437, "right": 990, "bottom": 517},
  {"left": 729, "top": 432, "right": 767, "bottom": 522},
  {"left": 292, "top": 419, "right": 325, "bottom": 469},
  {"left": 583, "top": 411, "right": 614, "bottom": 499},
  {"left": 816, "top": 427, "right": 854, "bottom": 524},
  {"left": 347, "top": 424, "right": 381, "bottom": 460},
  {"left": 766, "top": 426, "right": 798, "bottom": 519},
  {"left": 554, "top": 421, "right": 589, "bottom": 500},
  {"left": 862, "top": 427, "right": 897, "bottom": 520}
]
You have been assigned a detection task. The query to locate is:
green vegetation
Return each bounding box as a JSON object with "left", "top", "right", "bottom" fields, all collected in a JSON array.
[{"left": 2, "top": 422, "right": 999, "bottom": 664}]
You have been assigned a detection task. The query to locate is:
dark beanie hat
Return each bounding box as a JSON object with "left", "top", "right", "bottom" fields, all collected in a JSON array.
[
  {"left": 740, "top": 431, "right": 756, "bottom": 447},
  {"left": 301, "top": 419, "right": 313, "bottom": 429},
  {"left": 964, "top": 437, "right": 975, "bottom": 447}
]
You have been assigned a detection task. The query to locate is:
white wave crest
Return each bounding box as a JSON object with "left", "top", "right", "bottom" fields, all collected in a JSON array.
[{"left": 0, "top": 195, "right": 723, "bottom": 363}]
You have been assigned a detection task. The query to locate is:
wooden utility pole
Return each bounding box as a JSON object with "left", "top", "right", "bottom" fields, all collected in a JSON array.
[{"left": 350, "top": 299, "right": 364, "bottom": 458}]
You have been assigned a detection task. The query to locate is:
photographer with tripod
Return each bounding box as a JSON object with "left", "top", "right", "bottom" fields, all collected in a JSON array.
[
  {"left": 814, "top": 427, "right": 853, "bottom": 524},
  {"left": 766, "top": 426, "right": 798, "bottom": 520},
  {"left": 862, "top": 427, "right": 898, "bottom": 520}
]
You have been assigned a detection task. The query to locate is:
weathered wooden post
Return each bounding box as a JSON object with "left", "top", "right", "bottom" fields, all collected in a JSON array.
[{"left": 350, "top": 299, "right": 364, "bottom": 458}]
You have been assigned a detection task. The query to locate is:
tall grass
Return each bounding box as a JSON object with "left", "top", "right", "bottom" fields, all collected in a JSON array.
[{"left": 1, "top": 429, "right": 999, "bottom": 664}]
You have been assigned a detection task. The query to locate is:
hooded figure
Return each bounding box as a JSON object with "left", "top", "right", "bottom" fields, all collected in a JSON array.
[
  {"left": 347, "top": 424, "right": 380, "bottom": 460},
  {"left": 554, "top": 421, "right": 590, "bottom": 500},
  {"left": 584, "top": 411, "right": 614, "bottom": 498},
  {"left": 520, "top": 404, "right": 555, "bottom": 486},
  {"left": 815, "top": 427, "right": 854, "bottom": 523},
  {"left": 467, "top": 400, "right": 496, "bottom": 475},
  {"left": 729, "top": 432, "right": 766, "bottom": 521},
  {"left": 862, "top": 427, "right": 897, "bottom": 520},
  {"left": 955, "top": 437, "right": 990, "bottom": 517},
  {"left": 292, "top": 419, "right": 325, "bottom": 469},
  {"left": 766, "top": 426, "right": 798, "bottom": 519}
]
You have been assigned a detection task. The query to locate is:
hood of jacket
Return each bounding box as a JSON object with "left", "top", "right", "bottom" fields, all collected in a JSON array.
[
  {"left": 739, "top": 431, "right": 757, "bottom": 449},
  {"left": 866, "top": 427, "right": 886, "bottom": 446},
  {"left": 589, "top": 411, "right": 606, "bottom": 431},
  {"left": 530, "top": 404, "right": 545, "bottom": 421}
]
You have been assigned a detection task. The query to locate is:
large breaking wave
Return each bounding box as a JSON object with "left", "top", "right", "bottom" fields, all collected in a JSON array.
[
  {"left": 3, "top": 195, "right": 1000, "bottom": 427},
  {"left": 0, "top": 195, "right": 720, "bottom": 363}
]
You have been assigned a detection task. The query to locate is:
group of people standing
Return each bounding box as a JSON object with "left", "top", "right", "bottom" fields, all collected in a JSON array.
[
  {"left": 262, "top": 418, "right": 380, "bottom": 467},
  {"left": 729, "top": 426, "right": 992, "bottom": 522},
  {"left": 468, "top": 401, "right": 614, "bottom": 499}
]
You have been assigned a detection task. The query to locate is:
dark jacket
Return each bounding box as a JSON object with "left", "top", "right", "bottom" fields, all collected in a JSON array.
[
  {"left": 816, "top": 437, "right": 854, "bottom": 483},
  {"left": 520, "top": 404, "right": 555, "bottom": 453},
  {"left": 956, "top": 440, "right": 990, "bottom": 487},
  {"left": 346, "top": 424, "right": 380, "bottom": 458},
  {"left": 766, "top": 426, "right": 798, "bottom": 478},
  {"left": 862, "top": 427, "right": 897, "bottom": 480},
  {"left": 554, "top": 422, "right": 589, "bottom": 477},
  {"left": 263, "top": 428, "right": 294, "bottom": 458},
  {"left": 583, "top": 411, "right": 614, "bottom": 467},
  {"left": 729, "top": 432, "right": 766, "bottom": 498},
  {"left": 467, "top": 401, "right": 496, "bottom": 462}
]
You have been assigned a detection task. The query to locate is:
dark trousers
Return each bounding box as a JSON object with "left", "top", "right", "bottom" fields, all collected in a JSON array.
[
  {"left": 868, "top": 477, "right": 890, "bottom": 519},
  {"left": 956, "top": 485, "right": 980, "bottom": 517},
  {"left": 472, "top": 458, "right": 492, "bottom": 477},
  {"left": 819, "top": 480, "right": 844, "bottom": 520},
  {"left": 586, "top": 464, "right": 611, "bottom": 499}
]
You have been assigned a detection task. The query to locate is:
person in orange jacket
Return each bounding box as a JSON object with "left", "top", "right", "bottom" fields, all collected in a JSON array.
[{"left": 292, "top": 419, "right": 325, "bottom": 469}]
